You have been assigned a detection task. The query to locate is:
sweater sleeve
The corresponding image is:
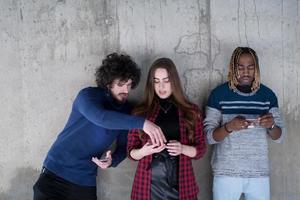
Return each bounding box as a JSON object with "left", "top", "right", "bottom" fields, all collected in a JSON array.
[
  {"left": 268, "top": 91, "right": 285, "bottom": 143},
  {"left": 74, "top": 89, "right": 145, "bottom": 130},
  {"left": 204, "top": 90, "right": 222, "bottom": 144}
]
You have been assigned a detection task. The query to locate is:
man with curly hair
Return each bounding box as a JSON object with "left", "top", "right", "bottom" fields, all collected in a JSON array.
[{"left": 33, "top": 53, "right": 166, "bottom": 200}]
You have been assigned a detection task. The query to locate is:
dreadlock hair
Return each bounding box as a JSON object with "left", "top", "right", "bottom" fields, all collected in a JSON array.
[
  {"left": 95, "top": 53, "right": 141, "bottom": 89},
  {"left": 228, "top": 47, "right": 260, "bottom": 92}
]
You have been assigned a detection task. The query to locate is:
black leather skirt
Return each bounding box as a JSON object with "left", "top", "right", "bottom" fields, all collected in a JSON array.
[{"left": 150, "top": 150, "right": 179, "bottom": 200}]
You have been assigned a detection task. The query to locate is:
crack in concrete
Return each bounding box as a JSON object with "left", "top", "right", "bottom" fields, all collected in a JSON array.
[
  {"left": 281, "top": 0, "right": 285, "bottom": 105},
  {"left": 297, "top": 0, "right": 299, "bottom": 17},
  {"left": 182, "top": 67, "right": 223, "bottom": 105},
  {"left": 252, "top": 0, "right": 261, "bottom": 37},
  {"left": 99, "top": 0, "right": 121, "bottom": 54},
  {"left": 20, "top": 8, "right": 23, "bottom": 21},
  {"left": 238, "top": 0, "right": 241, "bottom": 43},
  {"left": 36, "top": 0, "right": 65, "bottom": 20},
  {"left": 205, "top": 0, "right": 212, "bottom": 72},
  {"left": 115, "top": 1, "right": 120, "bottom": 52},
  {"left": 174, "top": 33, "right": 209, "bottom": 56},
  {"left": 143, "top": 0, "right": 149, "bottom": 54},
  {"left": 182, "top": 68, "right": 205, "bottom": 99},
  {"left": 211, "top": 34, "right": 221, "bottom": 70},
  {"left": 57, "top": 0, "right": 66, "bottom": 4},
  {"left": 197, "top": 0, "right": 203, "bottom": 54},
  {"left": 159, "top": 0, "right": 164, "bottom": 29},
  {"left": 237, "top": 0, "right": 261, "bottom": 44},
  {"left": 103, "top": 0, "right": 109, "bottom": 55},
  {"left": 243, "top": 0, "right": 249, "bottom": 46},
  {"left": 98, "top": 0, "right": 121, "bottom": 54}
]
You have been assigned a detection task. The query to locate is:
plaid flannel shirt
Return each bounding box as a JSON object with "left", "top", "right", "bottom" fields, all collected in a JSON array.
[{"left": 127, "top": 104, "right": 206, "bottom": 200}]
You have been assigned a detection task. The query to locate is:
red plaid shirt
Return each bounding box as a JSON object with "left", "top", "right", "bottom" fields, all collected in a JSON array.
[{"left": 127, "top": 104, "right": 206, "bottom": 200}]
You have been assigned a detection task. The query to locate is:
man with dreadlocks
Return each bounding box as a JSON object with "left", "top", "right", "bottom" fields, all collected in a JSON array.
[{"left": 204, "top": 47, "right": 285, "bottom": 200}]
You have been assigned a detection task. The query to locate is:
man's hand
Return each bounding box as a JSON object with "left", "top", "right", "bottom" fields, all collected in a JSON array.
[
  {"left": 227, "top": 116, "right": 250, "bottom": 131},
  {"left": 259, "top": 113, "right": 274, "bottom": 129},
  {"left": 91, "top": 150, "right": 112, "bottom": 169},
  {"left": 143, "top": 120, "right": 167, "bottom": 146},
  {"left": 259, "top": 113, "right": 282, "bottom": 140},
  {"left": 213, "top": 116, "right": 255, "bottom": 142}
]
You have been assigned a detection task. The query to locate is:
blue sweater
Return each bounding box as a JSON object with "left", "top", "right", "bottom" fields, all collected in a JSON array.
[
  {"left": 43, "top": 87, "right": 145, "bottom": 186},
  {"left": 207, "top": 82, "right": 279, "bottom": 115}
]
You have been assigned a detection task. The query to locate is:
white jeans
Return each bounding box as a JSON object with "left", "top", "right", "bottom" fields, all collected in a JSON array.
[{"left": 213, "top": 176, "right": 270, "bottom": 200}]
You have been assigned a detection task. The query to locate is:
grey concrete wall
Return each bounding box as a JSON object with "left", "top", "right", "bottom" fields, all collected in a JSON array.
[{"left": 0, "top": 0, "right": 299, "bottom": 199}]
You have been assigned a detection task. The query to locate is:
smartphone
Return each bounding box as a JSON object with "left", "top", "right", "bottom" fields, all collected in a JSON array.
[
  {"left": 246, "top": 118, "right": 259, "bottom": 128},
  {"left": 99, "top": 158, "right": 109, "bottom": 162}
]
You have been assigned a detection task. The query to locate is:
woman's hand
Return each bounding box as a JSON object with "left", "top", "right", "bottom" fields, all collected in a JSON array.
[
  {"left": 166, "top": 140, "right": 182, "bottom": 156},
  {"left": 167, "top": 140, "right": 197, "bottom": 157},
  {"left": 140, "top": 142, "right": 166, "bottom": 157},
  {"left": 130, "top": 141, "right": 165, "bottom": 160}
]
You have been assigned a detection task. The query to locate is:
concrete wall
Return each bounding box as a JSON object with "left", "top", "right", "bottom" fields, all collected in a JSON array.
[{"left": 0, "top": 0, "right": 299, "bottom": 199}]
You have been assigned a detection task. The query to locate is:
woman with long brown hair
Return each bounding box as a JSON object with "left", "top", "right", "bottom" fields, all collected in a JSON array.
[{"left": 127, "top": 58, "right": 206, "bottom": 200}]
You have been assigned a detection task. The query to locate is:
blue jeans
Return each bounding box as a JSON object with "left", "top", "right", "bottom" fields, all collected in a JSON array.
[{"left": 213, "top": 176, "right": 270, "bottom": 200}]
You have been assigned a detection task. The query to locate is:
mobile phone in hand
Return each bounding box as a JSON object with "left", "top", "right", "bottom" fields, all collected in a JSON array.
[
  {"left": 246, "top": 118, "right": 259, "bottom": 128},
  {"left": 99, "top": 158, "right": 109, "bottom": 162}
]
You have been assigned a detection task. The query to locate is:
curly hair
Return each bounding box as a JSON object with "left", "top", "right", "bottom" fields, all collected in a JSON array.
[{"left": 95, "top": 53, "right": 141, "bottom": 89}]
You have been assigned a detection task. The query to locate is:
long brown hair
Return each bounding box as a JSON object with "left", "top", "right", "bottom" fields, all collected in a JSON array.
[
  {"left": 133, "top": 58, "right": 199, "bottom": 142},
  {"left": 228, "top": 47, "right": 260, "bottom": 92}
]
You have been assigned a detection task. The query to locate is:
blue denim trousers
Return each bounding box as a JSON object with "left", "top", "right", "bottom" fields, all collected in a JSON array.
[{"left": 213, "top": 176, "right": 270, "bottom": 200}]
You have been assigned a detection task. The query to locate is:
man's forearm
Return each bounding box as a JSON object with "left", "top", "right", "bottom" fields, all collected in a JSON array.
[{"left": 212, "top": 125, "right": 231, "bottom": 142}]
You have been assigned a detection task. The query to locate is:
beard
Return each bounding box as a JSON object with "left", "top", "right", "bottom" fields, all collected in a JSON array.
[
  {"left": 236, "top": 84, "right": 252, "bottom": 93},
  {"left": 115, "top": 93, "right": 128, "bottom": 103},
  {"left": 237, "top": 74, "right": 254, "bottom": 86}
]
